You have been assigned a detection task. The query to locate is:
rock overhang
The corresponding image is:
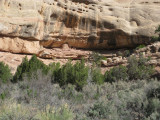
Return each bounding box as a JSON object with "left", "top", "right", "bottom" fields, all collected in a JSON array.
[{"left": 0, "top": 0, "right": 159, "bottom": 54}]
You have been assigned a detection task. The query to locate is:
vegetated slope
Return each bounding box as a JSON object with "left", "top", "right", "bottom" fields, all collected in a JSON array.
[
  {"left": 0, "top": 68, "right": 160, "bottom": 119},
  {"left": 0, "top": 34, "right": 160, "bottom": 119}
]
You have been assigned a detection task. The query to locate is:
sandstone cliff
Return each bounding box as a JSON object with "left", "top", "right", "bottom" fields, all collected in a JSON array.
[{"left": 0, "top": 0, "right": 160, "bottom": 54}]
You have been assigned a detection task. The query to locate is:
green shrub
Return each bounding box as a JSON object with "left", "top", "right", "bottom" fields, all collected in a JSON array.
[
  {"left": 151, "top": 36, "right": 159, "bottom": 42},
  {"left": 117, "top": 50, "right": 131, "bottom": 57},
  {"left": 89, "top": 52, "right": 106, "bottom": 66},
  {"left": 54, "top": 60, "right": 89, "bottom": 90},
  {"left": 85, "top": 80, "right": 160, "bottom": 120},
  {"left": 91, "top": 68, "right": 104, "bottom": 84},
  {"left": 151, "top": 25, "right": 160, "bottom": 43},
  {"left": 87, "top": 101, "right": 118, "bottom": 120},
  {"left": 49, "top": 62, "right": 60, "bottom": 74},
  {"left": 155, "top": 25, "right": 160, "bottom": 33},
  {"left": 57, "top": 85, "right": 85, "bottom": 104},
  {"left": 0, "top": 102, "right": 74, "bottom": 120},
  {"left": 12, "top": 56, "right": 29, "bottom": 82},
  {"left": 0, "top": 102, "right": 36, "bottom": 120},
  {"left": 36, "top": 105, "right": 74, "bottom": 120},
  {"left": 117, "top": 51, "right": 123, "bottom": 57},
  {"left": 147, "top": 98, "right": 160, "bottom": 117},
  {"left": 0, "top": 92, "right": 6, "bottom": 100},
  {"left": 28, "top": 55, "right": 49, "bottom": 74},
  {"left": 12, "top": 55, "right": 49, "bottom": 82},
  {"left": 105, "top": 65, "right": 128, "bottom": 83},
  {"left": 123, "top": 50, "right": 131, "bottom": 57},
  {"left": 104, "top": 53, "right": 154, "bottom": 82},
  {"left": 87, "top": 102, "right": 108, "bottom": 119},
  {"left": 136, "top": 44, "right": 146, "bottom": 50},
  {"left": 127, "top": 55, "right": 154, "bottom": 80},
  {"left": 147, "top": 87, "right": 160, "bottom": 100},
  {"left": 0, "top": 62, "right": 12, "bottom": 83}
]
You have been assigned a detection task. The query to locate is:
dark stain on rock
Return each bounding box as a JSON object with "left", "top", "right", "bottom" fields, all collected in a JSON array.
[
  {"left": 63, "top": 12, "right": 79, "bottom": 28},
  {"left": 99, "top": 31, "right": 116, "bottom": 46},
  {"left": 88, "top": 35, "right": 96, "bottom": 44}
]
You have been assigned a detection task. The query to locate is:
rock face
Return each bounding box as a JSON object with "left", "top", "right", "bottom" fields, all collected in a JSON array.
[
  {"left": 0, "top": 0, "right": 160, "bottom": 54},
  {"left": 0, "top": 37, "right": 41, "bottom": 54}
]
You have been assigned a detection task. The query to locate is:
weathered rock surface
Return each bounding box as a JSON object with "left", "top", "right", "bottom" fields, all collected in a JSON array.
[
  {"left": 2, "top": 41, "right": 160, "bottom": 74},
  {"left": 100, "top": 41, "right": 160, "bottom": 67},
  {"left": 38, "top": 44, "right": 91, "bottom": 59},
  {"left": 0, "top": 0, "right": 160, "bottom": 54},
  {"left": 0, "top": 37, "right": 41, "bottom": 54}
]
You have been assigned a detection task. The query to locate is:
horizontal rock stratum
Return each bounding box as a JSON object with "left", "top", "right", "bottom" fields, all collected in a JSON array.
[{"left": 0, "top": 0, "right": 160, "bottom": 54}]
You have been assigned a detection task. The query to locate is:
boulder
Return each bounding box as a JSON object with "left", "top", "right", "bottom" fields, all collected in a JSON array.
[
  {"left": 149, "top": 60, "right": 158, "bottom": 65},
  {"left": 61, "top": 44, "right": 70, "bottom": 50},
  {"left": 113, "top": 57, "right": 120, "bottom": 62},
  {"left": 107, "top": 58, "right": 113, "bottom": 63},
  {"left": 118, "top": 56, "right": 123, "bottom": 60},
  {"left": 101, "top": 60, "right": 108, "bottom": 66}
]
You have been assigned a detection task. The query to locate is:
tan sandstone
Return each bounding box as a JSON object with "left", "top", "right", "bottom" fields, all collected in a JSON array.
[{"left": 0, "top": 0, "right": 159, "bottom": 55}]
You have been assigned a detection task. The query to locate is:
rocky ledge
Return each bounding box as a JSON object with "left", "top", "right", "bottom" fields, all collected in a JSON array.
[{"left": 0, "top": 0, "right": 160, "bottom": 56}]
